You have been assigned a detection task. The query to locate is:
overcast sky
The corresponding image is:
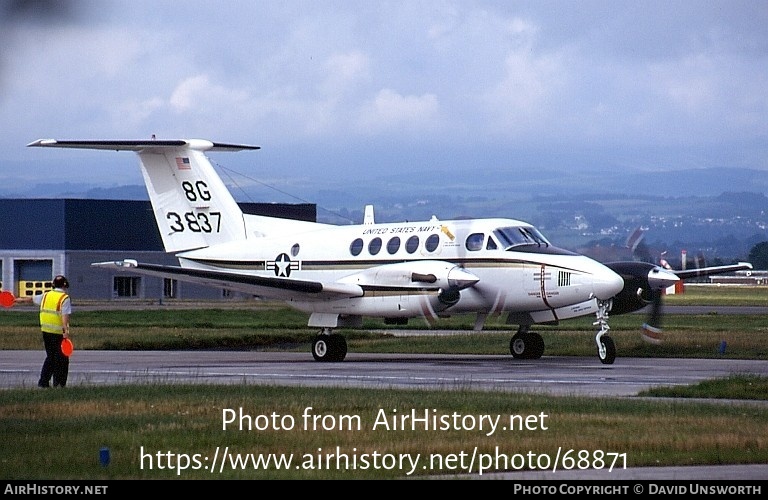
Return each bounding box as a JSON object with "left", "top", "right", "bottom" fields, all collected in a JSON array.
[{"left": 1, "top": 0, "right": 767, "bottom": 194}]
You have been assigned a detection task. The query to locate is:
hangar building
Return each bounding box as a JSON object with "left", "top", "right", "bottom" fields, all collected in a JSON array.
[{"left": 0, "top": 199, "right": 315, "bottom": 301}]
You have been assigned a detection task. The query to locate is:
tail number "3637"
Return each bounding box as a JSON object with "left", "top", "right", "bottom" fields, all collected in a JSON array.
[{"left": 166, "top": 211, "right": 222, "bottom": 233}]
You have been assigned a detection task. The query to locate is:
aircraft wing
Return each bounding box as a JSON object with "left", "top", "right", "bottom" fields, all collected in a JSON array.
[
  {"left": 672, "top": 261, "right": 753, "bottom": 280},
  {"left": 91, "top": 260, "right": 363, "bottom": 300}
]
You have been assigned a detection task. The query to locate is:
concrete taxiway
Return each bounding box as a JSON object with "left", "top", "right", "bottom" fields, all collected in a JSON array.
[{"left": 2, "top": 350, "right": 767, "bottom": 398}]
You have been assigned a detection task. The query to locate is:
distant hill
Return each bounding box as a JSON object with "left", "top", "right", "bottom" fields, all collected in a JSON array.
[
  {"left": 3, "top": 167, "right": 767, "bottom": 260},
  {"left": 3, "top": 166, "right": 768, "bottom": 201}
]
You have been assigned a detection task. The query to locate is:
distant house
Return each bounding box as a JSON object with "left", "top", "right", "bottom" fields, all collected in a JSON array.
[{"left": 0, "top": 199, "right": 315, "bottom": 301}]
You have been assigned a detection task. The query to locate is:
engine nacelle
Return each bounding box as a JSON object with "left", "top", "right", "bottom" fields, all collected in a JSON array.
[
  {"left": 305, "top": 261, "right": 481, "bottom": 319},
  {"left": 338, "top": 260, "right": 479, "bottom": 291},
  {"left": 605, "top": 261, "right": 679, "bottom": 315}
]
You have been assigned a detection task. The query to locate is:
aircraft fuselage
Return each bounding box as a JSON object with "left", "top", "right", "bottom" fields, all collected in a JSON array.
[{"left": 176, "top": 217, "right": 624, "bottom": 326}]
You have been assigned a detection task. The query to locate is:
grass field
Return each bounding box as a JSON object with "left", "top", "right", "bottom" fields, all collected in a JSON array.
[
  {"left": 2, "top": 380, "right": 767, "bottom": 480},
  {"left": 1, "top": 287, "right": 767, "bottom": 359},
  {"left": 1, "top": 284, "right": 767, "bottom": 479}
]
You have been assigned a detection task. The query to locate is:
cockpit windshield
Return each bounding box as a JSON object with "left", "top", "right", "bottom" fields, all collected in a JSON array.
[{"left": 493, "top": 226, "right": 551, "bottom": 249}]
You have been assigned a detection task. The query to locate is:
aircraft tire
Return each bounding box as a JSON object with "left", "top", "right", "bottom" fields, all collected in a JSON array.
[
  {"left": 510, "top": 331, "right": 543, "bottom": 359},
  {"left": 528, "top": 332, "right": 545, "bottom": 359},
  {"left": 510, "top": 333, "right": 525, "bottom": 358},
  {"left": 330, "top": 334, "right": 348, "bottom": 362},
  {"left": 599, "top": 335, "right": 616, "bottom": 365},
  {"left": 312, "top": 336, "right": 329, "bottom": 361},
  {"left": 312, "top": 334, "right": 347, "bottom": 362}
]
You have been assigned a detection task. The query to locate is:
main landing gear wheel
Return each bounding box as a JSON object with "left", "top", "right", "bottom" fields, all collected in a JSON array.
[
  {"left": 598, "top": 335, "right": 616, "bottom": 365},
  {"left": 510, "top": 330, "right": 545, "bottom": 360},
  {"left": 312, "top": 333, "right": 347, "bottom": 362}
]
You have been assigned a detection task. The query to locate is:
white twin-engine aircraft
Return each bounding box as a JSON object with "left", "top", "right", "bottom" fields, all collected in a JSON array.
[{"left": 28, "top": 139, "right": 752, "bottom": 364}]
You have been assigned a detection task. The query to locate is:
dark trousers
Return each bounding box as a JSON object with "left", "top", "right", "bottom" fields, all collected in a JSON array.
[{"left": 39, "top": 332, "right": 69, "bottom": 387}]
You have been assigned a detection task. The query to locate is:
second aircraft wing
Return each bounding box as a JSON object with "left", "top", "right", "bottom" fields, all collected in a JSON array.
[{"left": 91, "top": 260, "right": 364, "bottom": 300}]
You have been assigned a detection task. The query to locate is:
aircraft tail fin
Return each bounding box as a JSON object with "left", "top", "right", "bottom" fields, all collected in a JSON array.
[{"left": 28, "top": 139, "right": 260, "bottom": 253}]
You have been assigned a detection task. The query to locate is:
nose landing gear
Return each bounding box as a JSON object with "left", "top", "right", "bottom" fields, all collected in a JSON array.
[{"left": 594, "top": 299, "right": 615, "bottom": 364}]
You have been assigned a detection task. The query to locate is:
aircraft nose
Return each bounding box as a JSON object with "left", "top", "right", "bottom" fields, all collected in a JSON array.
[{"left": 593, "top": 265, "right": 625, "bottom": 301}]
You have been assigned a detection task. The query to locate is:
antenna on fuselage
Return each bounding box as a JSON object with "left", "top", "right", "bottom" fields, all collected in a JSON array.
[{"left": 363, "top": 204, "right": 375, "bottom": 225}]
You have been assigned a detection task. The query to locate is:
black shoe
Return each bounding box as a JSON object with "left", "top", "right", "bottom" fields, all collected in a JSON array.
[{"left": 38, "top": 382, "right": 50, "bottom": 388}]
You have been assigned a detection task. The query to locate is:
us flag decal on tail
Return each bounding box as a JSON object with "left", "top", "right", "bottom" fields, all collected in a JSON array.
[{"left": 176, "top": 157, "right": 191, "bottom": 170}]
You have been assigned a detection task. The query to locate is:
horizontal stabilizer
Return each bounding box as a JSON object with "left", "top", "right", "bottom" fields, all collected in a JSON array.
[{"left": 27, "top": 139, "right": 260, "bottom": 152}]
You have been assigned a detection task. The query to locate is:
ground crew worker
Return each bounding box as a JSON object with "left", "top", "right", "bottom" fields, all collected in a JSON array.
[{"left": 15, "top": 275, "right": 72, "bottom": 388}]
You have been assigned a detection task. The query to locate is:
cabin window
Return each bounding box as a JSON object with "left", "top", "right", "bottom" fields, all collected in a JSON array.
[
  {"left": 291, "top": 243, "right": 300, "bottom": 257},
  {"left": 465, "top": 233, "right": 485, "bottom": 251},
  {"left": 387, "top": 237, "right": 401, "bottom": 254},
  {"left": 369, "top": 237, "right": 382, "bottom": 255},
  {"left": 406, "top": 235, "right": 419, "bottom": 254},
  {"left": 425, "top": 234, "right": 440, "bottom": 252},
  {"left": 350, "top": 238, "right": 364, "bottom": 256},
  {"left": 486, "top": 237, "right": 498, "bottom": 250}
]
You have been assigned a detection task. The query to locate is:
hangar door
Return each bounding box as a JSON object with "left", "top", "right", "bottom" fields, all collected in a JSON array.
[{"left": 15, "top": 259, "right": 53, "bottom": 297}]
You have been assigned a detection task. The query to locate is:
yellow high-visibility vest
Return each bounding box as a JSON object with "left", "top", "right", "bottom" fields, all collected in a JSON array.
[{"left": 39, "top": 290, "right": 68, "bottom": 334}]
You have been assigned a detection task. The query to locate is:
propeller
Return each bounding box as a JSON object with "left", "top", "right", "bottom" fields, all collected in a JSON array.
[
  {"left": 604, "top": 261, "right": 679, "bottom": 344},
  {"left": 640, "top": 263, "right": 681, "bottom": 344},
  {"left": 640, "top": 288, "right": 664, "bottom": 344},
  {"left": 607, "top": 257, "right": 752, "bottom": 344},
  {"left": 607, "top": 228, "right": 754, "bottom": 343}
]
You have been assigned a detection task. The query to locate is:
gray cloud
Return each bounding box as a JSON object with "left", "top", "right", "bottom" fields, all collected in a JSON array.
[{"left": 2, "top": 0, "right": 767, "bottom": 190}]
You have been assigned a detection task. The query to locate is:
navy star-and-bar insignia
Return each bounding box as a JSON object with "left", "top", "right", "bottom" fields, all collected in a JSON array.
[{"left": 266, "top": 253, "right": 300, "bottom": 277}]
